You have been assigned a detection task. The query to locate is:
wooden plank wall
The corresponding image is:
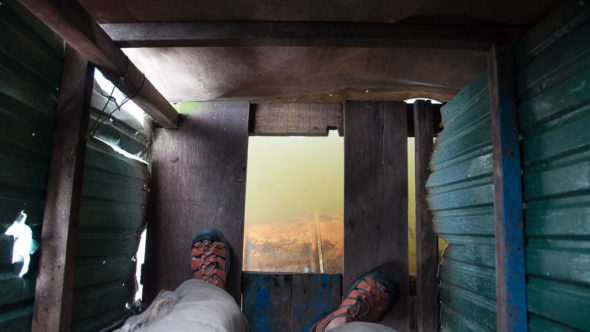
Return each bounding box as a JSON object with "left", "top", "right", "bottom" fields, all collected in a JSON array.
[
  {"left": 32, "top": 47, "right": 94, "bottom": 332},
  {"left": 242, "top": 273, "right": 342, "bottom": 332},
  {"left": 413, "top": 100, "right": 439, "bottom": 332},
  {"left": 144, "top": 102, "right": 250, "bottom": 303},
  {"left": 343, "top": 101, "right": 409, "bottom": 331}
]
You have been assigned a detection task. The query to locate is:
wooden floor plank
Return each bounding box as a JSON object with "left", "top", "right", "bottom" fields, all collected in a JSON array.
[
  {"left": 413, "top": 100, "right": 440, "bottom": 332},
  {"left": 343, "top": 101, "right": 409, "bottom": 331},
  {"left": 242, "top": 273, "right": 342, "bottom": 332},
  {"left": 144, "top": 102, "right": 250, "bottom": 303},
  {"left": 250, "top": 103, "right": 343, "bottom": 136}
]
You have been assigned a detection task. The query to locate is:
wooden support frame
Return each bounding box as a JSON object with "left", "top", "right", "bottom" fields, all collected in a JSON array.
[
  {"left": 31, "top": 47, "right": 94, "bottom": 332},
  {"left": 413, "top": 100, "right": 439, "bottom": 332},
  {"left": 17, "top": 0, "right": 179, "bottom": 128},
  {"left": 101, "top": 21, "right": 526, "bottom": 50},
  {"left": 488, "top": 43, "right": 528, "bottom": 332}
]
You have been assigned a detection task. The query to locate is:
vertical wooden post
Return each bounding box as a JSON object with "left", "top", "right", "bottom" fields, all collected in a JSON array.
[
  {"left": 488, "top": 43, "right": 528, "bottom": 332},
  {"left": 32, "top": 47, "right": 94, "bottom": 332},
  {"left": 413, "top": 100, "right": 439, "bottom": 332},
  {"left": 344, "top": 101, "right": 409, "bottom": 331}
]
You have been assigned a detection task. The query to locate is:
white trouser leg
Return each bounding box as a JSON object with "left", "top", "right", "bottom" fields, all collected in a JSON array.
[{"left": 115, "top": 279, "right": 248, "bottom": 332}]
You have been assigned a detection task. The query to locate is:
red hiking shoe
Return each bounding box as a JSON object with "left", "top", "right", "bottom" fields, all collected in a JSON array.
[
  {"left": 191, "top": 228, "right": 231, "bottom": 290},
  {"left": 310, "top": 263, "right": 396, "bottom": 331}
]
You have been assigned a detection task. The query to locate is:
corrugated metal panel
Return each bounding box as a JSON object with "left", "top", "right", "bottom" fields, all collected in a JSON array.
[
  {"left": 426, "top": 72, "right": 497, "bottom": 331},
  {"left": 515, "top": 1, "right": 590, "bottom": 330},
  {"left": 89, "top": 84, "right": 152, "bottom": 161},
  {"left": 71, "top": 139, "right": 149, "bottom": 332},
  {"left": 0, "top": 1, "right": 63, "bottom": 330}
]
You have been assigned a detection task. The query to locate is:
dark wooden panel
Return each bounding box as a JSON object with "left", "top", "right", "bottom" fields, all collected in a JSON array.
[
  {"left": 242, "top": 273, "right": 342, "bottom": 332},
  {"left": 17, "top": 0, "right": 178, "bottom": 128},
  {"left": 144, "top": 102, "right": 250, "bottom": 303},
  {"left": 101, "top": 21, "right": 526, "bottom": 50},
  {"left": 32, "top": 47, "right": 94, "bottom": 332},
  {"left": 413, "top": 100, "right": 439, "bottom": 332},
  {"left": 250, "top": 103, "right": 343, "bottom": 136},
  {"left": 488, "top": 43, "right": 527, "bottom": 331},
  {"left": 343, "top": 101, "right": 409, "bottom": 330}
]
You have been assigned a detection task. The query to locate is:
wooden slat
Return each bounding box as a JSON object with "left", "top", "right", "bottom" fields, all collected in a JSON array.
[
  {"left": 17, "top": 0, "right": 178, "bottom": 128},
  {"left": 101, "top": 21, "right": 526, "bottom": 50},
  {"left": 343, "top": 101, "right": 409, "bottom": 331},
  {"left": 242, "top": 273, "right": 342, "bottom": 332},
  {"left": 413, "top": 100, "right": 440, "bottom": 332},
  {"left": 488, "top": 43, "right": 527, "bottom": 332},
  {"left": 250, "top": 103, "right": 343, "bottom": 136},
  {"left": 31, "top": 47, "right": 94, "bottom": 332},
  {"left": 250, "top": 103, "right": 441, "bottom": 137},
  {"left": 144, "top": 102, "right": 250, "bottom": 304},
  {"left": 408, "top": 103, "right": 442, "bottom": 138}
]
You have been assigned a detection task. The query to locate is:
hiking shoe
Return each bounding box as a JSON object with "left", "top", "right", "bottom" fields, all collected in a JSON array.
[
  {"left": 309, "top": 263, "right": 396, "bottom": 332},
  {"left": 191, "top": 228, "right": 231, "bottom": 290}
]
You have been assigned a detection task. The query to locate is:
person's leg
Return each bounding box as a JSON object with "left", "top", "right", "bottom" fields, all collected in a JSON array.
[
  {"left": 310, "top": 263, "right": 397, "bottom": 332},
  {"left": 329, "top": 322, "right": 397, "bottom": 332},
  {"left": 115, "top": 228, "right": 248, "bottom": 332}
]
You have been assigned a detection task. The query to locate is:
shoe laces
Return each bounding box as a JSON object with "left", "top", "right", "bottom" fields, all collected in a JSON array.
[
  {"left": 342, "top": 281, "right": 383, "bottom": 320},
  {"left": 192, "top": 240, "right": 226, "bottom": 289}
]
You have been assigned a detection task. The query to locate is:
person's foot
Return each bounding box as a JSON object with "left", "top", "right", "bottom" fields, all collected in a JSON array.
[
  {"left": 191, "top": 228, "right": 231, "bottom": 290},
  {"left": 309, "top": 263, "right": 396, "bottom": 332}
]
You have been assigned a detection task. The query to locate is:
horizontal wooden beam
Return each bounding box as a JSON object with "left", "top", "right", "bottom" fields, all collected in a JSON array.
[
  {"left": 250, "top": 103, "right": 343, "bottom": 136},
  {"left": 101, "top": 21, "right": 527, "bottom": 50},
  {"left": 249, "top": 103, "right": 441, "bottom": 137},
  {"left": 17, "top": 0, "right": 179, "bottom": 128}
]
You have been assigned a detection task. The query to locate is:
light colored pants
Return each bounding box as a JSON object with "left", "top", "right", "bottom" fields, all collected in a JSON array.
[{"left": 116, "top": 279, "right": 396, "bottom": 332}]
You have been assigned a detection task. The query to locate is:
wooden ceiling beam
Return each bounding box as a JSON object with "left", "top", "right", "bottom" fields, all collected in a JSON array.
[
  {"left": 17, "top": 0, "right": 179, "bottom": 128},
  {"left": 101, "top": 21, "right": 527, "bottom": 50}
]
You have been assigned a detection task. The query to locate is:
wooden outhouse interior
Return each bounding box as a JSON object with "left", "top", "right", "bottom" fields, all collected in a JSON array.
[{"left": 1, "top": 0, "right": 589, "bottom": 331}]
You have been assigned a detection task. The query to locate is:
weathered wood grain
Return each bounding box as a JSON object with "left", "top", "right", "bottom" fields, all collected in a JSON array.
[
  {"left": 250, "top": 103, "right": 343, "bottom": 136},
  {"left": 144, "top": 102, "right": 250, "bottom": 303},
  {"left": 32, "top": 47, "right": 94, "bottom": 332},
  {"left": 242, "top": 273, "right": 342, "bottom": 332},
  {"left": 250, "top": 102, "right": 440, "bottom": 137},
  {"left": 343, "top": 101, "right": 409, "bottom": 331},
  {"left": 413, "top": 100, "right": 439, "bottom": 332}
]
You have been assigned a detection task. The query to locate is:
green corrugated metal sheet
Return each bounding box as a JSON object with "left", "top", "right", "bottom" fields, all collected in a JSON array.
[
  {"left": 89, "top": 84, "right": 152, "bottom": 161},
  {"left": 70, "top": 139, "right": 149, "bottom": 332},
  {"left": 516, "top": 1, "right": 590, "bottom": 330},
  {"left": 1, "top": 3, "right": 149, "bottom": 330},
  {"left": 426, "top": 72, "right": 497, "bottom": 331},
  {"left": 0, "top": 1, "right": 63, "bottom": 330}
]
